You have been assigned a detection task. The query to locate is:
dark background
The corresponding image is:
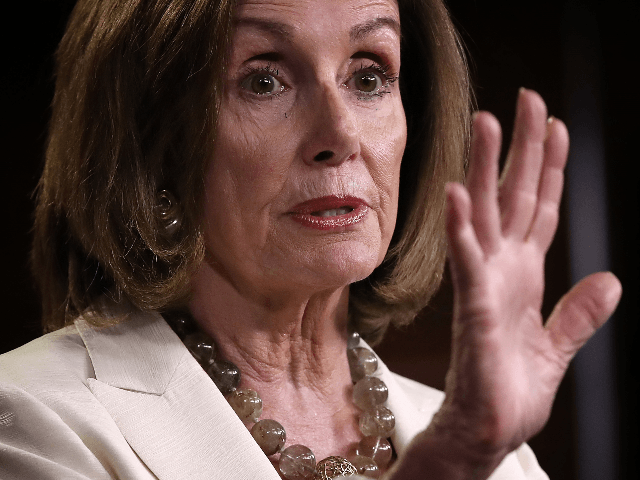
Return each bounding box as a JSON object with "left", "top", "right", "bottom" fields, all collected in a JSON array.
[{"left": 1, "top": 1, "right": 637, "bottom": 479}]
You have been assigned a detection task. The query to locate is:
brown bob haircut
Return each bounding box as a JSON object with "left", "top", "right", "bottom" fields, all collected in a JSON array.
[{"left": 33, "top": 0, "right": 471, "bottom": 345}]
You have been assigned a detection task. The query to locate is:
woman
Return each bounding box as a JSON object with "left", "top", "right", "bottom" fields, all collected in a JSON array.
[{"left": 0, "top": 0, "right": 621, "bottom": 479}]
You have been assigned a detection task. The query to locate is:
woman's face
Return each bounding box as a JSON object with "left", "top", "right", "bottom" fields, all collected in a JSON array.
[{"left": 202, "top": 0, "right": 406, "bottom": 298}]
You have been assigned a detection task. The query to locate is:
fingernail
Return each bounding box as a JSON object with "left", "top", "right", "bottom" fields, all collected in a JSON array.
[
  {"left": 544, "top": 116, "right": 555, "bottom": 140},
  {"left": 517, "top": 87, "right": 528, "bottom": 114}
]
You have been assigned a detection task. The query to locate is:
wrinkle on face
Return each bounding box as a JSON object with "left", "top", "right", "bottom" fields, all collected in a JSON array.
[{"left": 201, "top": 0, "right": 406, "bottom": 303}]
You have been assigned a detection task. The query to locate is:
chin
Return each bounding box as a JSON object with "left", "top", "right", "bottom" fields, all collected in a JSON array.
[{"left": 299, "top": 241, "right": 383, "bottom": 289}]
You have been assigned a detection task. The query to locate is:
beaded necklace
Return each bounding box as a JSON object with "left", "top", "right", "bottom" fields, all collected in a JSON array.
[{"left": 164, "top": 313, "right": 395, "bottom": 480}]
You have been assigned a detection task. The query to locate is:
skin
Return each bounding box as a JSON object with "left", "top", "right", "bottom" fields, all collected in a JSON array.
[
  {"left": 387, "top": 98, "right": 622, "bottom": 479},
  {"left": 189, "top": 0, "right": 622, "bottom": 478},
  {"left": 189, "top": 0, "right": 405, "bottom": 467}
]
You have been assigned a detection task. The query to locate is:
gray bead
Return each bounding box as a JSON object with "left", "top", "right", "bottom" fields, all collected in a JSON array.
[
  {"left": 227, "top": 388, "right": 263, "bottom": 423},
  {"left": 352, "top": 377, "right": 388, "bottom": 411},
  {"left": 347, "top": 347, "right": 378, "bottom": 382},
  {"left": 351, "top": 455, "right": 380, "bottom": 478},
  {"left": 278, "top": 444, "right": 316, "bottom": 479},
  {"left": 359, "top": 406, "right": 395, "bottom": 438},
  {"left": 207, "top": 360, "right": 240, "bottom": 395},
  {"left": 347, "top": 331, "right": 361, "bottom": 349},
  {"left": 183, "top": 331, "right": 216, "bottom": 366},
  {"left": 356, "top": 436, "right": 393, "bottom": 468},
  {"left": 164, "top": 312, "right": 196, "bottom": 339},
  {"left": 251, "top": 419, "right": 286, "bottom": 456}
]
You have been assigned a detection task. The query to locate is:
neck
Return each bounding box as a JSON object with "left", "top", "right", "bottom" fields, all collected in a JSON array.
[
  {"left": 189, "top": 261, "right": 352, "bottom": 384},
  {"left": 187, "top": 263, "right": 363, "bottom": 460}
]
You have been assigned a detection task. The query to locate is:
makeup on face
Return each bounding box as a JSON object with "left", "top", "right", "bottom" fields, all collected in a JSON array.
[
  {"left": 199, "top": 0, "right": 407, "bottom": 294},
  {"left": 288, "top": 195, "right": 369, "bottom": 231}
]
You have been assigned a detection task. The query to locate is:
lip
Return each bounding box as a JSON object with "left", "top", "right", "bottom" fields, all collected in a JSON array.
[{"left": 288, "top": 195, "right": 369, "bottom": 230}]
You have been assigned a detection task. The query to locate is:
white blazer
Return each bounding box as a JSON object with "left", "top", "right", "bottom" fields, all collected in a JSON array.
[{"left": 0, "top": 308, "right": 548, "bottom": 480}]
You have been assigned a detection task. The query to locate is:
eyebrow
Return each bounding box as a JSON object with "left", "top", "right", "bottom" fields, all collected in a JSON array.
[
  {"left": 350, "top": 17, "right": 400, "bottom": 42},
  {"left": 234, "top": 16, "right": 400, "bottom": 42},
  {"left": 234, "top": 18, "right": 293, "bottom": 38}
]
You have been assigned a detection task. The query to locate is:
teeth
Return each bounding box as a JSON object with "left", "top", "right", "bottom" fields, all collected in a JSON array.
[{"left": 314, "top": 207, "right": 353, "bottom": 217}]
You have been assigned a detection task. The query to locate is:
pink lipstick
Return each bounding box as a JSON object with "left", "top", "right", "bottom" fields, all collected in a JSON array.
[{"left": 289, "top": 195, "right": 368, "bottom": 230}]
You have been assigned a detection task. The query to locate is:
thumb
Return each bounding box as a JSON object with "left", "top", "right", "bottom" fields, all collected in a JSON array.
[{"left": 546, "top": 272, "right": 622, "bottom": 361}]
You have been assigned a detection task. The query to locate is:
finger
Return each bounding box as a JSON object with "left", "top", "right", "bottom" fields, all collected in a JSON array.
[
  {"left": 445, "top": 182, "right": 485, "bottom": 293},
  {"left": 467, "top": 112, "right": 502, "bottom": 254},
  {"left": 528, "top": 117, "right": 569, "bottom": 250},
  {"left": 546, "top": 272, "right": 622, "bottom": 361},
  {"left": 498, "top": 89, "right": 548, "bottom": 239}
]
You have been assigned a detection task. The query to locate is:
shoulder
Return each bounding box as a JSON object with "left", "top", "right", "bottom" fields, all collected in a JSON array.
[
  {"left": 0, "top": 319, "right": 164, "bottom": 480},
  {"left": 0, "top": 326, "right": 117, "bottom": 479},
  {"left": 0, "top": 324, "right": 94, "bottom": 393},
  {"left": 0, "top": 324, "right": 100, "bottom": 427}
]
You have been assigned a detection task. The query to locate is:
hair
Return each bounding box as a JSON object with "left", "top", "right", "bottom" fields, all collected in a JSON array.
[{"left": 32, "top": 0, "right": 471, "bottom": 344}]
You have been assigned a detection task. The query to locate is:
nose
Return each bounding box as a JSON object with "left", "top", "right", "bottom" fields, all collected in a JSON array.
[{"left": 301, "top": 83, "right": 360, "bottom": 166}]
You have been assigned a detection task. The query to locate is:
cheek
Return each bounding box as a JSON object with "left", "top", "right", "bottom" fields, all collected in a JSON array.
[
  {"left": 203, "top": 130, "right": 266, "bottom": 251},
  {"left": 361, "top": 100, "right": 406, "bottom": 242},
  {"left": 203, "top": 103, "right": 305, "bottom": 266},
  {"left": 209, "top": 113, "right": 291, "bottom": 209}
]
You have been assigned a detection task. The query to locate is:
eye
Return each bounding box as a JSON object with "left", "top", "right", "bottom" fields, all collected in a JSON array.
[
  {"left": 346, "top": 63, "right": 398, "bottom": 99},
  {"left": 241, "top": 69, "right": 284, "bottom": 96},
  {"left": 353, "top": 71, "right": 383, "bottom": 93}
]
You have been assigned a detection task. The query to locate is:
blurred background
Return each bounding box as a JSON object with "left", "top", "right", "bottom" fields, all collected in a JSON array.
[{"left": 1, "top": 1, "right": 637, "bottom": 479}]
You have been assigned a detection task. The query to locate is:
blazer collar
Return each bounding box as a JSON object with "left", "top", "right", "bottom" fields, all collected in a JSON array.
[
  {"left": 76, "top": 305, "right": 182, "bottom": 394},
  {"left": 76, "top": 307, "right": 432, "bottom": 478},
  {"left": 374, "top": 350, "right": 442, "bottom": 458},
  {"left": 76, "top": 308, "right": 281, "bottom": 480}
]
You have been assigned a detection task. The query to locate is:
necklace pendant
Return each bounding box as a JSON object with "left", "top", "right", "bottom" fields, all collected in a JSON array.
[{"left": 314, "top": 456, "right": 357, "bottom": 479}]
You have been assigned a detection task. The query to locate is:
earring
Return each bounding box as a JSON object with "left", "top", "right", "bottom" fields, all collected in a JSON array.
[{"left": 155, "top": 190, "right": 182, "bottom": 236}]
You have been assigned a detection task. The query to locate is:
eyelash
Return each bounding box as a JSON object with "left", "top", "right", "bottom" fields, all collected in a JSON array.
[
  {"left": 239, "top": 61, "right": 399, "bottom": 100},
  {"left": 349, "top": 62, "right": 399, "bottom": 100},
  {"left": 246, "top": 64, "right": 280, "bottom": 77},
  {"left": 240, "top": 64, "right": 285, "bottom": 99}
]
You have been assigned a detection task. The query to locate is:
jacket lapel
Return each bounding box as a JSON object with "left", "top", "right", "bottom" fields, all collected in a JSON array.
[
  {"left": 373, "top": 350, "right": 445, "bottom": 457},
  {"left": 76, "top": 310, "right": 281, "bottom": 480},
  {"left": 76, "top": 307, "right": 441, "bottom": 478}
]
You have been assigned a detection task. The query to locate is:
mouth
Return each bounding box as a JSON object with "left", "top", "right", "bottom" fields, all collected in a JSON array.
[
  {"left": 288, "top": 196, "right": 368, "bottom": 230},
  {"left": 311, "top": 206, "right": 354, "bottom": 217}
]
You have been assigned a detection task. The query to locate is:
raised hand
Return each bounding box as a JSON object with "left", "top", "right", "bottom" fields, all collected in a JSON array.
[{"left": 388, "top": 89, "right": 621, "bottom": 480}]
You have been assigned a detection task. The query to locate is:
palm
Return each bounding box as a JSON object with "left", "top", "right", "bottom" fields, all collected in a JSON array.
[
  {"left": 447, "top": 234, "right": 559, "bottom": 453},
  {"left": 440, "top": 89, "right": 621, "bottom": 456}
]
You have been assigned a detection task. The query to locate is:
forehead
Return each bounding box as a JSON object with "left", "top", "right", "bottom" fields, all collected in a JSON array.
[{"left": 234, "top": 0, "right": 400, "bottom": 37}]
